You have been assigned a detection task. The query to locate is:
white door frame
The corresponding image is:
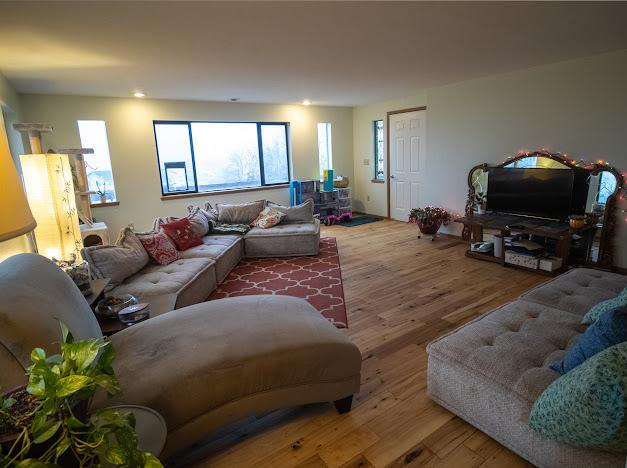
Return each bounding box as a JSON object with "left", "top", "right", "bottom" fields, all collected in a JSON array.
[{"left": 387, "top": 106, "right": 427, "bottom": 219}]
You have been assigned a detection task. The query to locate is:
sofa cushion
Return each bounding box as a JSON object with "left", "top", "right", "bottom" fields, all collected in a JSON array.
[
  {"left": 188, "top": 203, "right": 218, "bottom": 224},
  {"left": 161, "top": 218, "right": 203, "bottom": 251},
  {"left": 244, "top": 220, "right": 320, "bottom": 258},
  {"left": 111, "top": 258, "right": 214, "bottom": 298},
  {"left": 267, "top": 199, "right": 314, "bottom": 223},
  {"left": 216, "top": 200, "right": 265, "bottom": 225},
  {"left": 581, "top": 288, "right": 627, "bottom": 325},
  {"left": 551, "top": 304, "right": 627, "bottom": 375},
  {"left": 180, "top": 235, "right": 243, "bottom": 283},
  {"left": 520, "top": 268, "right": 627, "bottom": 318},
  {"left": 530, "top": 341, "right": 627, "bottom": 452},
  {"left": 246, "top": 221, "right": 319, "bottom": 238},
  {"left": 427, "top": 300, "right": 583, "bottom": 405},
  {"left": 82, "top": 228, "right": 149, "bottom": 290}
]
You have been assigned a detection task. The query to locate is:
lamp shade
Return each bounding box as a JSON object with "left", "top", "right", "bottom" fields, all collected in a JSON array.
[
  {"left": 0, "top": 114, "right": 36, "bottom": 242},
  {"left": 20, "top": 153, "right": 83, "bottom": 260}
]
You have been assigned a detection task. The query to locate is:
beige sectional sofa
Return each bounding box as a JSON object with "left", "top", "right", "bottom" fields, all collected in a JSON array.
[
  {"left": 427, "top": 268, "right": 627, "bottom": 468},
  {"left": 85, "top": 200, "right": 320, "bottom": 311}
]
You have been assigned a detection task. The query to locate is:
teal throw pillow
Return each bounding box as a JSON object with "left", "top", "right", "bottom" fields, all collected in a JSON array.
[
  {"left": 529, "top": 341, "right": 627, "bottom": 452},
  {"left": 581, "top": 288, "right": 627, "bottom": 325}
]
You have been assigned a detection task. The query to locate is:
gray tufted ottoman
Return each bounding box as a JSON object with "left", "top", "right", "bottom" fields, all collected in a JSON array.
[{"left": 427, "top": 268, "right": 627, "bottom": 468}]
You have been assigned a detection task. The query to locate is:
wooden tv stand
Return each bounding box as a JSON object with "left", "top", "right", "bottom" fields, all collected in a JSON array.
[{"left": 455, "top": 213, "right": 595, "bottom": 275}]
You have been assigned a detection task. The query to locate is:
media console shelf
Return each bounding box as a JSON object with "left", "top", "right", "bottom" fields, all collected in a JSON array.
[{"left": 455, "top": 213, "right": 595, "bottom": 276}]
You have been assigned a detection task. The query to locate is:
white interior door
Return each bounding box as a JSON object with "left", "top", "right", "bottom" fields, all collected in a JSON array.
[{"left": 389, "top": 110, "right": 425, "bottom": 221}]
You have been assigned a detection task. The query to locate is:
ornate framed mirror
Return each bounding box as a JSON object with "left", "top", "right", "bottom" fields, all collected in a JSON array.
[{"left": 464, "top": 150, "right": 625, "bottom": 269}]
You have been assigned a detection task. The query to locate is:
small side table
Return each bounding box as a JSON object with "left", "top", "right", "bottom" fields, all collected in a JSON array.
[
  {"left": 87, "top": 278, "right": 126, "bottom": 336},
  {"left": 85, "top": 278, "right": 110, "bottom": 307}
]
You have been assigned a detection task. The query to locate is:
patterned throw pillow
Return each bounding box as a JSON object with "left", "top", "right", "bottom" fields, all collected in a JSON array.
[
  {"left": 136, "top": 230, "right": 181, "bottom": 265},
  {"left": 160, "top": 218, "right": 203, "bottom": 251},
  {"left": 156, "top": 207, "right": 209, "bottom": 237},
  {"left": 581, "top": 288, "right": 627, "bottom": 325},
  {"left": 251, "top": 207, "right": 286, "bottom": 229},
  {"left": 551, "top": 304, "right": 627, "bottom": 375},
  {"left": 529, "top": 341, "right": 627, "bottom": 452}
]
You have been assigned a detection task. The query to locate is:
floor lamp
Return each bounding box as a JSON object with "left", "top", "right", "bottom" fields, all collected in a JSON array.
[
  {"left": 13, "top": 123, "right": 83, "bottom": 261},
  {"left": 0, "top": 115, "right": 37, "bottom": 260}
]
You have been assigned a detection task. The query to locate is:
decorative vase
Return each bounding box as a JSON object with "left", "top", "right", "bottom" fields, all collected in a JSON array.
[{"left": 417, "top": 219, "right": 441, "bottom": 235}]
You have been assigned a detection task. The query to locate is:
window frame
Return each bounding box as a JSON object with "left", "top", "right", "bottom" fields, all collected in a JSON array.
[
  {"left": 153, "top": 120, "right": 291, "bottom": 197},
  {"left": 317, "top": 122, "right": 333, "bottom": 181},
  {"left": 373, "top": 119, "right": 385, "bottom": 180},
  {"left": 76, "top": 119, "right": 118, "bottom": 204}
]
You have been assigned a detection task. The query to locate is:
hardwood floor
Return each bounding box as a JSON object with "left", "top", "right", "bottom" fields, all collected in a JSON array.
[{"left": 178, "top": 219, "right": 545, "bottom": 468}]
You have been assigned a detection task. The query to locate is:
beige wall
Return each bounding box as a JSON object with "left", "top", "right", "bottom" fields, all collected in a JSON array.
[
  {"left": 353, "top": 49, "right": 627, "bottom": 267},
  {"left": 19, "top": 95, "right": 353, "bottom": 235}
]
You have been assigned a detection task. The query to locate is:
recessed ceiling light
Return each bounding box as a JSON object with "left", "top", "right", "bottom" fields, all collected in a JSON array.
[
  {"left": 133, "top": 92, "right": 145, "bottom": 98},
  {"left": 302, "top": 99, "right": 311, "bottom": 106}
]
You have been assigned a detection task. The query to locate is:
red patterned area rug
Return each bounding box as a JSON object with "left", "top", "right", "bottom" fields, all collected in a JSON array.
[{"left": 208, "top": 237, "right": 348, "bottom": 328}]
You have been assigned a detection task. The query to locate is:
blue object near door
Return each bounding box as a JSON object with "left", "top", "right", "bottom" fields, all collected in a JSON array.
[
  {"left": 290, "top": 180, "right": 302, "bottom": 206},
  {"left": 323, "top": 169, "right": 334, "bottom": 192}
]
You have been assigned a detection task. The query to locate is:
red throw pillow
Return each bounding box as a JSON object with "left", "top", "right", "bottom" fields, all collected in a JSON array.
[
  {"left": 160, "top": 218, "right": 203, "bottom": 251},
  {"left": 137, "top": 230, "right": 181, "bottom": 265}
]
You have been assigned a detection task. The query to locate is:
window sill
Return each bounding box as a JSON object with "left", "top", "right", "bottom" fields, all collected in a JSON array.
[
  {"left": 90, "top": 201, "right": 120, "bottom": 208},
  {"left": 160, "top": 184, "right": 290, "bottom": 201},
  {"left": 371, "top": 179, "right": 385, "bottom": 184}
]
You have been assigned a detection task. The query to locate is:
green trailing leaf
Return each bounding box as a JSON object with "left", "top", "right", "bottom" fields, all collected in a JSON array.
[
  {"left": 26, "top": 376, "right": 45, "bottom": 397},
  {"left": 143, "top": 453, "right": 164, "bottom": 468},
  {"left": 59, "top": 322, "right": 70, "bottom": 344},
  {"left": 55, "top": 375, "right": 92, "bottom": 397},
  {"left": 30, "top": 412, "right": 48, "bottom": 436},
  {"left": 105, "top": 446, "right": 127, "bottom": 464},
  {"left": 32, "top": 420, "right": 61, "bottom": 444},
  {"left": 65, "top": 415, "right": 87, "bottom": 430},
  {"left": 30, "top": 348, "right": 46, "bottom": 363},
  {"left": 2, "top": 396, "right": 15, "bottom": 409},
  {"left": 73, "top": 342, "right": 100, "bottom": 371},
  {"left": 55, "top": 435, "right": 71, "bottom": 459},
  {"left": 15, "top": 459, "right": 56, "bottom": 468},
  {"left": 45, "top": 354, "right": 62, "bottom": 365},
  {"left": 93, "top": 374, "right": 120, "bottom": 396}
]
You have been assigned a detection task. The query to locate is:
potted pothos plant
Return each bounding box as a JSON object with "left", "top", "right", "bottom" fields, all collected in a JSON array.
[
  {"left": 408, "top": 206, "right": 452, "bottom": 235},
  {"left": 0, "top": 323, "right": 162, "bottom": 468}
]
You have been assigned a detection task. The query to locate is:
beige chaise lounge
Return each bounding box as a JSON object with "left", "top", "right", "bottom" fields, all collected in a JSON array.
[
  {"left": 427, "top": 268, "right": 627, "bottom": 468},
  {"left": 0, "top": 254, "right": 361, "bottom": 458}
]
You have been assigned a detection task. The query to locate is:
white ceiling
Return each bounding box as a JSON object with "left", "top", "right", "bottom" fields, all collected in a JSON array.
[{"left": 1, "top": 1, "right": 627, "bottom": 107}]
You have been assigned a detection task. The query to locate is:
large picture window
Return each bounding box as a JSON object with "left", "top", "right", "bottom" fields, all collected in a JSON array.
[{"left": 154, "top": 121, "right": 290, "bottom": 195}]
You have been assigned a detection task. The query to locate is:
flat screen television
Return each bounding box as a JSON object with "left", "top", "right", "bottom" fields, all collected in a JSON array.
[{"left": 486, "top": 167, "right": 579, "bottom": 220}]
